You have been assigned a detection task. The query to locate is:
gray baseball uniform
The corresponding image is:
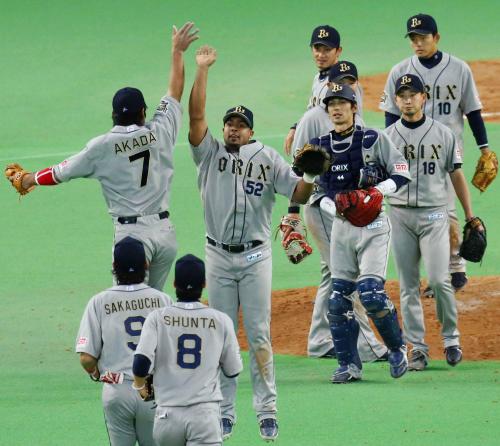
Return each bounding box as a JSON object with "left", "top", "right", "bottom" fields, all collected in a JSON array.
[
  {"left": 293, "top": 87, "right": 388, "bottom": 361},
  {"left": 385, "top": 117, "right": 462, "bottom": 354},
  {"left": 53, "top": 95, "right": 182, "bottom": 290},
  {"left": 190, "top": 129, "right": 300, "bottom": 422},
  {"left": 380, "top": 53, "right": 482, "bottom": 274},
  {"left": 76, "top": 284, "right": 171, "bottom": 446},
  {"left": 135, "top": 301, "right": 243, "bottom": 446}
]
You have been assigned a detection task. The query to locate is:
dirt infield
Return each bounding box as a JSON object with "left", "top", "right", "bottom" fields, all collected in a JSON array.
[
  {"left": 360, "top": 59, "right": 500, "bottom": 122},
  {"left": 236, "top": 276, "right": 500, "bottom": 361}
]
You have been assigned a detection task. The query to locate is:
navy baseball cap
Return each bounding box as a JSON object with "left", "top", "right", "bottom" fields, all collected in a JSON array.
[
  {"left": 323, "top": 83, "right": 357, "bottom": 105},
  {"left": 114, "top": 237, "right": 146, "bottom": 273},
  {"left": 310, "top": 25, "right": 341, "bottom": 48},
  {"left": 223, "top": 105, "right": 254, "bottom": 129},
  {"left": 112, "top": 87, "right": 147, "bottom": 116},
  {"left": 328, "top": 61, "right": 358, "bottom": 83},
  {"left": 395, "top": 74, "right": 425, "bottom": 94},
  {"left": 405, "top": 13, "right": 438, "bottom": 37},
  {"left": 175, "top": 254, "right": 205, "bottom": 292}
]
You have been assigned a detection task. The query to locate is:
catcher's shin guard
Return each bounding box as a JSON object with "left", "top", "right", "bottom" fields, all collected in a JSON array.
[
  {"left": 327, "top": 279, "right": 362, "bottom": 368},
  {"left": 357, "top": 277, "right": 403, "bottom": 350}
]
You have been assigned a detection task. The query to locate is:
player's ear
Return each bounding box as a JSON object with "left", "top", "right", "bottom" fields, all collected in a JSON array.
[
  {"left": 249, "top": 129, "right": 254, "bottom": 137},
  {"left": 336, "top": 46, "right": 343, "bottom": 58},
  {"left": 434, "top": 33, "right": 440, "bottom": 44}
]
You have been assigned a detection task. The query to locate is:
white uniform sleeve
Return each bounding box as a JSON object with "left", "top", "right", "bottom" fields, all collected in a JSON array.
[
  {"left": 53, "top": 139, "right": 103, "bottom": 182},
  {"left": 150, "top": 95, "right": 183, "bottom": 147},
  {"left": 220, "top": 314, "right": 243, "bottom": 377},
  {"left": 447, "top": 131, "right": 463, "bottom": 172},
  {"left": 272, "top": 150, "right": 301, "bottom": 199},
  {"left": 190, "top": 129, "right": 219, "bottom": 166},
  {"left": 293, "top": 108, "right": 323, "bottom": 155},
  {"left": 459, "top": 63, "right": 482, "bottom": 114},
  {"left": 134, "top": 311, "right": 159, "bottom": 365},
  {"left": 75, "top": 296, "right": 102, "bottom": 358},
  {"left": 375, "top": 131, "right": 411, "bottom": 180},
  {"left": 380, "top": 67, "right": 400, "bottom": 115}
]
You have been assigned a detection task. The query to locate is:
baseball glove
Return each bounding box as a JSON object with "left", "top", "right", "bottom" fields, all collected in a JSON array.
[
  {"left": 5, "top": 163, "right": 35, "bottom": 195},
  {"left": 334, "top": 187, "right": 383, "bottom": 227},
  {"left": 293, "top": 143, "right": 331, "bottom": 176},
  {"left": 278, "top": 215, "right": 313, "bottom": 264},
  {"left": 140, "top": 374, "right": 155, "bottom": 402},
  {"left": 358, "top": 163, "right": 388, "bottom": 188},
  {"left": 458, "top": 217, "right": 487, "bottom": 263},
  {"left": 471, "top": 151, "right": 498, "bottom": 192}
]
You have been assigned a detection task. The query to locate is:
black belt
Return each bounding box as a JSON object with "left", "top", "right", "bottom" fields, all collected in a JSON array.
[
  {"left": 118, "top": 210, "right": 170, "bottom": 225},
  {"left": 206, "top": 237, "right": 262, "bottom": 253}
]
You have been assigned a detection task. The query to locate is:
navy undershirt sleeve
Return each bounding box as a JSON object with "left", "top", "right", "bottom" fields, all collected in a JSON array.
[
  {"left": 465, "top": 109, "right": 488, "bottom": 148},
  {"left": 132, "top": 354, "right": 151, "bottom": 377},
  {"left": 391, "top": 174, "right": 410, "bottom": 191},
  {"left": 385, "top": 112, "right": 400, "bottom": 128}
]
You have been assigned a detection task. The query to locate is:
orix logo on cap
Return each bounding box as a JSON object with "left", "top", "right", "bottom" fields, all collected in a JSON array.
[
  {"left": 234, "top": 106, "right": 245, "bottom": 113},
  {"left": 411, "top": 17, "right": 422, "bottom": 28},
  {"left": 318, "top": 29, "right": 329, "bottom": 38},
  {"left": 339, "top": 63, "right": 350, "bottom": 72},
  {"left": 331, "top": 83, "right": 343, "bottom": 92},
  {"left": 401, "top": 75, "right": 412, "bottom": 85}
]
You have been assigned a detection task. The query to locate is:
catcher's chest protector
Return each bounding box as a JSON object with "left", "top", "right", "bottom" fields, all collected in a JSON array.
[{"left": 319, "top": 129, "right": 367, "bottom": 194}]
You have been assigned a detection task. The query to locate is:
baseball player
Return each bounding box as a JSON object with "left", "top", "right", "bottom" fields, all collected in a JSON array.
[
  {"left": 380, "top": 13, "right": 496, "bottom": 294},
  {"left": 292, "top": 62, "right": 389, "bottom": 362},
  {"left": 132, "top": 254, "right": 243, "bottom": 446},
  {"left": 76, "top": 237, "right": 172, "bottom": 445},
  {"left": 283, "top": 25, "right": 342, "bottom": 156},
  {"left": 5, "top": 22, "right": 199, "bottom": 291},
  {"left": 312, "top": 84, "right": 412, "bottom": 383},
  {"left": 385, "top": 74, "right": 481, "bottom": 369},
  {"left": 187, "top": 45, "right": 316, "bottom": 441}
]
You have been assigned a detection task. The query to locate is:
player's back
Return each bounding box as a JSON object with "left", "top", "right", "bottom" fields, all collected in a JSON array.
[
  {"left": 144, "top": 301, "right": 242, "bottom": 407},
  {"left": 77, "top": 284, "right": 171, "bottom": 378}
]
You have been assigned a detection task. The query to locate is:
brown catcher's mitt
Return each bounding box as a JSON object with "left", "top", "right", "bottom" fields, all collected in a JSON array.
[
  {"left": 459, "top": 217, "right": 487, "bottom": 263},
  {"left": 293, "top": 143, "right": 331, "bottom": 176},
  {"left": 5, "top": 163, "right": 35, "bottom": 195},
  {"left": 471, "top": 151, "right": 498, "bottom": 192},
  {"left": 278, "top": 215, "right": 313, "bottom": 264},
  {"left": 334, "top": 187, "right": 383, "bottom": 227}
]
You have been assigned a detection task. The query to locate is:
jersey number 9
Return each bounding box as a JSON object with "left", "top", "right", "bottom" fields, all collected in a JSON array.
[{"left": 124, "top": 316, "right": 146, "bottom": 351}]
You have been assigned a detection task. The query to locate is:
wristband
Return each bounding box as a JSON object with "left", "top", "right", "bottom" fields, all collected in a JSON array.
[
  {"left": 302, "top": 173, "right": 317, "bottom": 184},
  {"left": 132, "top": 382, "right": 145, "bottom": 391},
  {"left": 288, "top": 206, "right": 300, "bottom": 214}
]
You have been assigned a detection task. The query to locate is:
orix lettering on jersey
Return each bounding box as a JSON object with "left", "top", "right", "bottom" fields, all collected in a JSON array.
[
  {"left": 422, "top": 84, "right": 457, "bottom": 101},
  {"left": 104, "top": 296, "right": 162, "bottom": 314},
  {"left": 217, "top": 155, "right": 271, "bottom": 182},
  {"left": 114, "top": 131, "right": 157, "bottom": 154},
  {"left": 403, "top": 143, "right": 442, "bottom": 160},
  {"left": 163, "top": 315, "right": 217, "bottom": 329}
]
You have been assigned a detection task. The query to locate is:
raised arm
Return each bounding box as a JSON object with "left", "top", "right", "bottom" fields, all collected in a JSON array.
[
  {"left": 188, "top": 45, "right": 217, "bottom": 146},
  {"left": 167, "top": 22, "right": 199, "bottom": 101}
]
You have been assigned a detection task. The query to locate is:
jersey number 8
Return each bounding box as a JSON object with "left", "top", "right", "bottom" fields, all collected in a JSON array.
[{"left": 177, "top": 334, "right": 202, "bottom": 369}]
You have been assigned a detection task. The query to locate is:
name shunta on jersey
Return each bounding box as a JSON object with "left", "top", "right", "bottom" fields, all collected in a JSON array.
[
  {"left": 218, "top": 157, "right": 271, "bottom": 181},
  {"left": 114, "top": 131, "right": 157, "bottom": 154},
  {"left": 403, "top": 144, "right": 442, "bottom": 160},
  {"left": 104, "top": 297, "right": 162, "bottom": 314},
  {"left": 163, "top": 315, "right": 217, "bottom": 329}
]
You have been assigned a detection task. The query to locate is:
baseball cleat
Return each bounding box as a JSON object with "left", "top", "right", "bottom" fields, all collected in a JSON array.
[
  {"left": 422, "top": 286, "right": 434, "bottom": 298},
  {"left": 330, "top": 363, "right": 362, "bottom": 384},
  {"left": 408, "top": 350, "right": 428, "bottom": 371},
  {"left": 388, "top": 347, "right": 408, "bottom": 378},
  {"left": 259, "top": 418, "right": 278, "bottom": 442},
  {"left": 451, "top": 272, "right": 468, "bottom": 292},
  {"left": 319, "top": 346, "right": 337, "bottom": 359},
  {"left": 222, "top": 418, "right": 234, "bottom": 440},
  {"left": 444, "top": 345, "right": 463, "bottom": 366}
]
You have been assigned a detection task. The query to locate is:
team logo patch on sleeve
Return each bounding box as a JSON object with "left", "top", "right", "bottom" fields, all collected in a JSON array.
[
  {"left": 455, "top": 148, "right": 463, "bottom": 162},
  {"left": 77, "top": 336, "right": 88, "bottom": 346},
  {"left": 156, "top": 100, "right": 169, "bottom": 112},
  {"left": 394, "top": 163, "right": 409, "bottom": 173}
]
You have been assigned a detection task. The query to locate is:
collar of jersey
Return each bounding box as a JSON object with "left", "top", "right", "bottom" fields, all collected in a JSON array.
[
  {"left": 111, "top": 124, "right": 142, "bottom": 133},
  {"left": 110, "top": 283, "right": 150, "bottom": 292},
  {"left": 174, "top": 301, "right": 207, "bottom": 310}
]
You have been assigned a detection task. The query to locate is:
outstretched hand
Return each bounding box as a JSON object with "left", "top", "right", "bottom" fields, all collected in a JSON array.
[
  {"left": 196, "top": 45, "right": 217, "bottom": 68},
  {"left": 172, "top": 22, "right": 199, "bottom": 52}
]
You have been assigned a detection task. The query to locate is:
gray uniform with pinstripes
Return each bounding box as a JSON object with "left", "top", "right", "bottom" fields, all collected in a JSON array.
[{"left": 385, "top": 116, "right": 462, "bottom": 354}]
